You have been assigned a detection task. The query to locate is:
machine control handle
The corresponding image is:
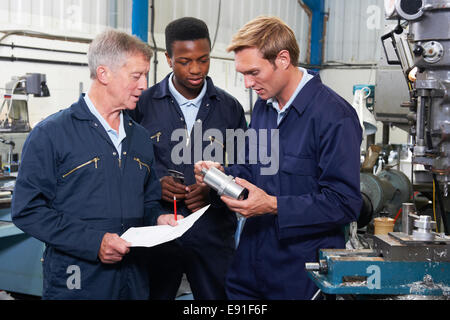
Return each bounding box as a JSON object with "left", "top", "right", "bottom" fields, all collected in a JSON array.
[
  {"left": 305, "top": 260, "right": 328, "bottom": 274},
  {"left": 305, "top": 263, "right": 320, "bottom": 271},
  {"left": 413, "top": 45, "right": 424, "bottom": 57}
]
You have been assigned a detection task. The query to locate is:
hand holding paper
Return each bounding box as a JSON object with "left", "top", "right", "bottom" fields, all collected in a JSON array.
[{"left": 120, "top": 205, "right": 210, "bottom": 247}]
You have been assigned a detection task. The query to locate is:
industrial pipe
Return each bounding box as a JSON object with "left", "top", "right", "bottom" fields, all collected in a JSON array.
[
  {"left": 300, "top": 0, "right": 325, "bottom": 67},
  {"left": 131, "top": 0, "right": 149, "bottom": 42}
]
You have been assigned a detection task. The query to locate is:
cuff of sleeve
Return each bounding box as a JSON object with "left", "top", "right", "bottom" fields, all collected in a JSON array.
[
  {"left": 275, "top": 196, "right": 306, "bottom": 240},
  {"left": 276, "top": 196, "right": 296, "bottom": 227},
  {"left": 145, "top": 205, "right": 166, "bottom": 226},
  {"left": 84, "top": 229, "right": 106, "bottom": 262},
  {"left": 209, "top": 188, "right": 225, "bottom": 208}
]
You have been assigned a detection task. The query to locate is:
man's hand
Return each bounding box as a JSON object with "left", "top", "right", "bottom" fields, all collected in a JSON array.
[
  {"left": 157, "top": 214, "right": 184, "bottom": 226},
  {"left": 98, "top": 233, "right": 131, "bottom": 264},
  {"left": 160, "top": 176, "right": 188, "bottom": 202},
  {"left": 194, "top": 161, "right": 224, "bottom": 186},
  {"left": 185, "top": 183, "right": 210, "bottom": 212},
  {"left": 220, "top": 177, "right": 277, "bottom": 218}
]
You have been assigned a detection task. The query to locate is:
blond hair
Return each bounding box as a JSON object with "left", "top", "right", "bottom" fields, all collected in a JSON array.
[
  {"left": 88, "top": 29, "right": 153, "bottom": 79},
  {"left": 227, "top": 16, "right": 299, "bottom": 66}
]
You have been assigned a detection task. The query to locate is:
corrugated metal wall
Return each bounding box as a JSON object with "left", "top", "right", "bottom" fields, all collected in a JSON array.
[
  {"left": 153, "top": 0, "right": 385, "bottom": 64},
  {"left": 0, "top": 0, "right": 132, "bottom": 35},
  {"left": 0, "top": 0, "right": 310, "bottom": 62},
  {"left": 324, "top": 0, "right": 384, "bottom": 64},
  {"left": 0, "top": 0, "right": 386, "bottom": 64},
  {"left": 153, "top": 0, "right": 310, "bottom": 62}
]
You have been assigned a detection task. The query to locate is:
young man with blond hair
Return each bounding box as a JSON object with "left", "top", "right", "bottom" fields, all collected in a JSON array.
[{"left": 195, "top": 16, "right": 362, "bottom": 299}]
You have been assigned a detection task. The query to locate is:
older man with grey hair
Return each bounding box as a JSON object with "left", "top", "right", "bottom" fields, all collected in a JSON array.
[{"left": 12, "top": 29, "right": 166, "bottom": 299}]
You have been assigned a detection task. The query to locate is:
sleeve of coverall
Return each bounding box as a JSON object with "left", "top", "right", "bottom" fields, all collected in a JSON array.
[{"left": 11, "top": 126, "right": 106, "bottom": 262}]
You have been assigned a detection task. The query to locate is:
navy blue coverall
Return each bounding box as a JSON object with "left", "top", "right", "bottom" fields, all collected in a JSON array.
[
  {"left": 12, "top": 96, "right": 162, "bottom": 299},
  {"left": 130, "top": 74, "right": 247, "bottom": 299},
  {"left": 225, "top": 72, "right": 363, "bottom": 299}
]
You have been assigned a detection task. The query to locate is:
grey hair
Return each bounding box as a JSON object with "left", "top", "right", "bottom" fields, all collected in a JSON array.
[{"left": 87, "top": 29, "right": 153, "bottom": 79}]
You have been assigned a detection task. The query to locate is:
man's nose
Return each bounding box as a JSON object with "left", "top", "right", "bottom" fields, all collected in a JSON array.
[
  {"left": 189, "top": 61, "right": 201, "bottom": 74},
  {"left": 244, "top": 76, "right": 254, "bottom": 89},
  {"left": 138, "top": 74, "right": 147, "bottom": 89}
]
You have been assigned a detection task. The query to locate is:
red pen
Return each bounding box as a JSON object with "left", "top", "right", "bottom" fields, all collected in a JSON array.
[{"left": 174, "top": 195, "right": 177, "bottom": 221}]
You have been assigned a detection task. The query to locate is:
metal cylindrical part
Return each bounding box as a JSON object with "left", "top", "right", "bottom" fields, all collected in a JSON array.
[
  {"left": 305, "top": 263, "right": 320, "bottom": 272},
  {"left": 415, "top": 96, "right": 426, "bottom": 151},
  {"left": 201, "top": 167, "right": 247, "bottom": 200},
  {"left": 305, "top": 260, "right": 328, "bottom": 274},
  {"left": 414, "top": 215, "right": 431, "bottom": 228},
  {"left": 412, "top": 215, "right": 436, "bottom": 241},
  {"left": 402, "top": 202, "right": 415, "bottom": 235}
]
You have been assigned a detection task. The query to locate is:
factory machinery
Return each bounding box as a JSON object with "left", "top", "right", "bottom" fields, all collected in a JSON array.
[
  {"left": 0, "top": 74, "right": 49, "bottom": 297},
  {"left": 306, "top": 0, "right": 450, "bottom": 299}
]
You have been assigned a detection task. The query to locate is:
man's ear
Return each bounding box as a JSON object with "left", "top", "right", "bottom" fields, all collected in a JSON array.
[
  {"left": 276, "top": 50, "right": 291, "bottom": 70},
  {"left": 165, "top": 51, "right": 173, "bottom": 68},
  {"left": 96, "top": 65, "right": 109, "bottom": 85}
]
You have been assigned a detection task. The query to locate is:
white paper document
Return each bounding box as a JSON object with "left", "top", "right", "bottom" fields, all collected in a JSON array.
[{"left": 121, "top": 205, "right": 210, "bottom": 247}]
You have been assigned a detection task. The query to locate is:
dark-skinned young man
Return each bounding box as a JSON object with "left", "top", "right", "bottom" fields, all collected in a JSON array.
[{"left": 130, "top": 17, "right": 247, "bottom": 300}]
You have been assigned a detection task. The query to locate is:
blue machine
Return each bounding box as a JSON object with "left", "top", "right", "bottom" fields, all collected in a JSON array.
[{"left": 306, "top": 232, "right": 450, "bottom": 297}]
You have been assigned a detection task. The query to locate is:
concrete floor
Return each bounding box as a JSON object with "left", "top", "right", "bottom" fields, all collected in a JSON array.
[
  {"left": 176, "top": 274, "right": 193, "bottom": 300},
  {"left": 0, "top": 277, "right": 193, "bottom": 300},
  {"left": 0, "top": 290, "right": 14, "bottom": 300},
  {"left": 0, "top": 273, "right": 194, "bottom": 300}
]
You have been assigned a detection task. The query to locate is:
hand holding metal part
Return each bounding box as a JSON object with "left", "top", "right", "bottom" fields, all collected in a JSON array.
[
  {"left": 200, "top": 166, "right": 248, "bottom": 200},
  {"left": 220, "top": 177, "right": 277, "bottom": 218},
  {"left": 194, "top": 161, "right": 248, "bottom": 200},
  {"left": 194, "top": 161, "right": 277, "bottom": 218}
]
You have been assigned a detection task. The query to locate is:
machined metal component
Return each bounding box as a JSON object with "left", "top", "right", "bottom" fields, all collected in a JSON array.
[
  {"left": 395, "top": 0, "right": 424, "bottom": 20},
  {"left": 374, "top": 232, "right": 450, "bottom": 261},
  {"left": 422, "top": 41, "right": 444, "bottom": 64},
  {"left": 402, "top": 202, "right": 416, "bottom": 235},
  {"left": 201, "top": 167, "right": 248, "bottom": 200},
  {"left": 412, "top": 215, "right": 437, "bottom": 241},
  {"left": 414, "top": 96, "right": 426, "bottom": 152},
  {"left": 305, "top": 260, "right": 328, "bottom": 274},
  {"left": 304, "top": 262, "right": 320, "bottom": 272}
]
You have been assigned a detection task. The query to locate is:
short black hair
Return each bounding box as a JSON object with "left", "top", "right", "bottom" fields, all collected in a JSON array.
[{"left": 165, "top": 17, "right": 211, "bottom": 57}]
